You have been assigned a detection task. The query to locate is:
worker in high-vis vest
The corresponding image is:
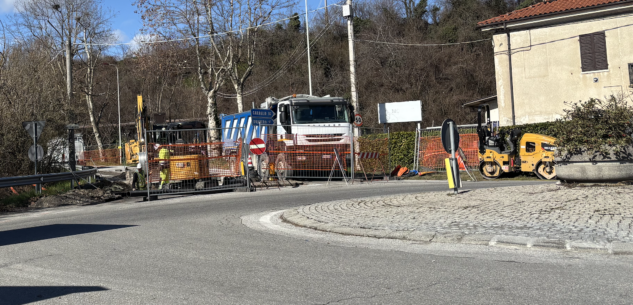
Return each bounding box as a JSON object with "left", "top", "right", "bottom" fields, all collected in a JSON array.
[
  {"left": 132, "top": 163, "right": 146, "bottom": 191},
  {"left": 156, "top": 144, "right": 171, "bottom": 189}
]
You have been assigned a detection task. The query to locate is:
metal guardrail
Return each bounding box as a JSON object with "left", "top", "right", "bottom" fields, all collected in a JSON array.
[{"left": 0, "top": 168, "right": 97, "bottom": 189}]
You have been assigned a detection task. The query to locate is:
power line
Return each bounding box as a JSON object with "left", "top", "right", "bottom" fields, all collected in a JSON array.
[
  {"left": 217, "top": 22, "right": 334, "bottom": 99},
  {"left": 354, "top": 38, "right": 491, "bottom": 47},
  {"left": 78, "top": 3, "right": 340, "bottom": 47}
]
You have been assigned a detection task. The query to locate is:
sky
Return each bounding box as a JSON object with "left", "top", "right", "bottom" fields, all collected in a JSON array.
[{"left": 0, "top": 0, "right": 329, "bottom": 51}]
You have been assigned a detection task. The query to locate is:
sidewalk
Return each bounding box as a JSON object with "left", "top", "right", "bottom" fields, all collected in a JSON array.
[{"left": 282, "top": 184, "right": 633, "bottom": 254}]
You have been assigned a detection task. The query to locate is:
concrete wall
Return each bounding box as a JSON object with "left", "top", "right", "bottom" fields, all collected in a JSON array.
[{"left": 493, "top": 13, "right": 633, "bottom": 126}]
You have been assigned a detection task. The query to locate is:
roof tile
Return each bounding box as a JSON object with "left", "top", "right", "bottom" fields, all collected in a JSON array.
[{"left": 478, "top": 0, "right": 632, "bottom": 26}]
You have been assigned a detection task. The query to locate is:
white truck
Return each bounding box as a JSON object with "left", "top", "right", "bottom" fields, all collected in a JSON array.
[{"left": 221, "top": 94, "right": 354, "bottom": 179}]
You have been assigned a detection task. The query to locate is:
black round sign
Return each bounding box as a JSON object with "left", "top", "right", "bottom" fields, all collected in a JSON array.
[{"left": 441, "top": 119, "right": 460, "bottom": 154}]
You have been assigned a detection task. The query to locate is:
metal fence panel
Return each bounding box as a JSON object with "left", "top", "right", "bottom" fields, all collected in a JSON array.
[
  {"left": 418, "top": 126, "right": 479, "bottom": 172},
  {"left": 355, "top": 127, "right": 390, "bottom": 180},
  {"left": 139, "top": 128, "right": 248, "bottom": 199},
  {"left": 258, "top": 125, "right": 352, "bottom": 180}
]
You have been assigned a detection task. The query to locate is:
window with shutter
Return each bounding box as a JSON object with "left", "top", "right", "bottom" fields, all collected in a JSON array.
[
  {"left": 629, "top": 63, "right": 633, "bottom": 87},
  {"left": 579, "top": 32, "right": 608, "bottom": 72}
]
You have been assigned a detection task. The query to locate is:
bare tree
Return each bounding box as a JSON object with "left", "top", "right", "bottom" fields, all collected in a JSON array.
[
  {"left": 215, "top": 0, "right": 293, "bottom": 111},
  {"left": 13, "top": 0, "right": 115, "bottom": 154},
  {"left": 77, "top": 4, "right": 115, "bottom": 155},
  {"left": 136, "top": 0, "right": 234, "bottom": 140},
  {"left": 136, "top": 0, "right": 293, "bottom": 140}
]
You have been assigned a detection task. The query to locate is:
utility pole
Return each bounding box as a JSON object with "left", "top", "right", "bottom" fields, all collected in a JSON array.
[
  {"left": 325, "top": 0, "right": 328, "bottom": 24},
  {"left": 345, "top": 0, "right": 359, "bottom": 124},
  {"left": 305, "top": 0, "right": 313, "bottom": 95},
  {"left": 66, "top": 29, "right": 77, "bottom": 172}
]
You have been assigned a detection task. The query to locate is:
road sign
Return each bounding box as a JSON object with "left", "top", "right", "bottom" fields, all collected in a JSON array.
[
  {"left": 28, "top": 145, "right": 44, "bottom": 162},
  {"left": 353, "top": 114, "right": 363, "bottom": 127},
  {"left": 441, "top": 119, "right": 460, "bottom": 154},
  {"left": 249, "top": 138, "right": 266, "bottom": 155},
  {"left": 251, "top": 109, "right": 274, "bottom": 119},
  {"left": 22, "top": 121, "right": 45, "bottom": 139},
  {"left": 252, "top": 118, "right": 274, "bottom": 125}
]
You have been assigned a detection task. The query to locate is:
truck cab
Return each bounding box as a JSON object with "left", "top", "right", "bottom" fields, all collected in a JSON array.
[{"left": 264, "top": 95, "right": 353, "bottom": 146}]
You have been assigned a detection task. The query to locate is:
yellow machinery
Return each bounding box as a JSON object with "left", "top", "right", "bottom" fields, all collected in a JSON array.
[
  {"left": 477, "top": 106, "right": 557, "bottom": 180},
  {"left": 125, "top": 95, "right": 148, "bottom": 163}
]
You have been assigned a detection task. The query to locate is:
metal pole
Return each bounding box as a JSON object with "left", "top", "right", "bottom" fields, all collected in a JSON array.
[
  {"left": 350, "top": 125, "right": 354, "bottom": 183},
  {"left": 145, "top": 128, "right": 150, "bottom": 201},
  {"left": 116, "top": 66, "right": 123, "bottom": 165},
  {"left": 66, "top": 38, "right": 76, "bottom": 173},
  {"left": 33, "top": 133, "right": 37, "bottom": 176},
  {"left": 346, "top": 0, "right": 359, "bottom": 130},
  {"left": 449, "top": 122, "right": 458, "bottom": 194},
  {"left": 305, "top": 0, "right": 313, "bottom": 95}
]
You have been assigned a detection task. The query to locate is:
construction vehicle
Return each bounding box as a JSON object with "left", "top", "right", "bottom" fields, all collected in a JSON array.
[
  {"left": 125, "top": 96, "right": 213, "bottom": 185},
  {"left": 124, "top": 96, "right": 149, "bottom": 164},
  {"left": 221, "top": 94, "right": 354, "bottom": 180},
  {"left": 477, "top": 105, "right": 557, "bottom": 180}
]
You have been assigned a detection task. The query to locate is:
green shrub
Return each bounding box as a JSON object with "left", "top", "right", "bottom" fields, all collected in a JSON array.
[{"left": 551, "top": 96, "right": 633, "bottom": 155}]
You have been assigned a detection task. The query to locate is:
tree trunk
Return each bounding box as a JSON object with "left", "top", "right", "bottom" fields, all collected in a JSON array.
[
  {"left": 234, "top": 83, "right": 244, "bottom": 113},
  {"left": 85, "top": 93, "right": 104, "bottom": 158},
  {"left": 206, "top": 90, "right": 221, "bottom": 142}
]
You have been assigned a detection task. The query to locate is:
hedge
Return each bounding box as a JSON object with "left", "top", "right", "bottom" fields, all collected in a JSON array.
[
  {"left": 361, "top": 131, "right": 417, "bottom": 169},
  {"left": 499, "top": 121, "right": 558, "bottom": 137}
]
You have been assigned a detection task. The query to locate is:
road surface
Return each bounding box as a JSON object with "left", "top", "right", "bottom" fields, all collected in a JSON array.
[{"left": 1, "top": 180, "right": 632, "bottom": 304}]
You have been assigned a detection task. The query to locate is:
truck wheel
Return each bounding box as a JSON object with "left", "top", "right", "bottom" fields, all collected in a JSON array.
[
  {"left": 536, "top": 162, "right": 556, "bottom": 180},
  {"left": 258, "top": 153, "right": 270, "bottom": 181},
  {"left": 479, "top": 161, "right": 501, "bottom": 179},
  {"left": 275, "top": 153, "right": 293, "bottom": 181}
]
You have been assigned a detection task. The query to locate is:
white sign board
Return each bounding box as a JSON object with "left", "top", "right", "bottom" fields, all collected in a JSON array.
[{"left": 377, "top": 100, "right": 422, "bottom": 124}]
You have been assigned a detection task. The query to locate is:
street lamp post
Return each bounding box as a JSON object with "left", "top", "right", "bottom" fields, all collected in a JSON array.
[{"left": 104, "top": 62, "right": 123, "bottom": 165}]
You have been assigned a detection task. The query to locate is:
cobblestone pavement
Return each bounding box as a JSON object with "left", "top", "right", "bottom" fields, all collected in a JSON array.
[{"left": 282, "top": 184, "right": 633, "bottom": 253}]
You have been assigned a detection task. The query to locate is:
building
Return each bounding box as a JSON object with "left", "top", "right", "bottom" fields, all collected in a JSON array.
[{"left": 477, "top": 0, "right": 633, "bottom": 126}]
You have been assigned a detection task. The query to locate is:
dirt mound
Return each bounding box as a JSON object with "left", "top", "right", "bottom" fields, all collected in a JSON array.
[{"left": 31, "top": 188, "right": 122, "bottom": 208}]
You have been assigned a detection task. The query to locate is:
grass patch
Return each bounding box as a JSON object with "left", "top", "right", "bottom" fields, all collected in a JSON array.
[{"left": 1, "top": 181, "right": 74, "bottom": 209}]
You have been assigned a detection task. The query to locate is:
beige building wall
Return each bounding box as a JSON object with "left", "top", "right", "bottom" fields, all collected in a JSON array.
[{"left": 493, "top": 13, "right": 633, "bottom": 126}]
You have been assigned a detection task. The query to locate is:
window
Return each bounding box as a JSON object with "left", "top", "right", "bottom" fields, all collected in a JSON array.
[
  {"left": 579, "top": 32, "right": 608, "bottom": 72},
  {"left": 526, "top": 142, "right": 536, "bottom": 153},
  {"left": 629, "top": 63, "right": 633, "bottom": 87}
]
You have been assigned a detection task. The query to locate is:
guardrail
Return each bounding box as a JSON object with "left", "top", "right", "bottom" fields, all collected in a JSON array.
[{"left": 0, "top": 168, "right": 98, "bottom": 189}]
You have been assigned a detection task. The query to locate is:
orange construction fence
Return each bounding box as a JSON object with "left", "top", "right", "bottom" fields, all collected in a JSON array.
[
  {"left": 78, "top": 148, "right": 121, "bottom": 166},
  {"left": 419, "top": 134, "right": 479, "bottom": 171}
]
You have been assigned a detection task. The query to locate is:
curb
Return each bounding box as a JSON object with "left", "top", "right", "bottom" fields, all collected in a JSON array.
[{"left": 281, "top": 209, "right": 631, "bottom": 255}]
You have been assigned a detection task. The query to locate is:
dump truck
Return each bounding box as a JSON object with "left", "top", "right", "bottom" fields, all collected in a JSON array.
[{"left": 221, "top": 94, "right": 355, "bottom": 180}]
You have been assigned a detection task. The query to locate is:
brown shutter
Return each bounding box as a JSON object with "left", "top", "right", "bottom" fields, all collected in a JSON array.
[
  {"left": 593, "top": 32, "right": 608, "bottom": 70},
  {"left": 579, "top": 34, "right": 595, "bottom": 72}
]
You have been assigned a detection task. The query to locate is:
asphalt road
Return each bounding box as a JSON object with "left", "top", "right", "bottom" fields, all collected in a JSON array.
[{"left": 1, "top": 180, "right": 632, "bottom": 304}]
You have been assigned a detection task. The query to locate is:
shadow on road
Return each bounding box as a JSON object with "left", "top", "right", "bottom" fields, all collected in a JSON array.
[
  {"left": 0, "top": 286, "right": 108, "bottom": 304},
  {"left": 0, "top": 224, "right": 136, "bottom": 247}
]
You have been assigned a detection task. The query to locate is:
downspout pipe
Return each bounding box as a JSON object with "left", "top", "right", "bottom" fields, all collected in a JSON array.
[{"left": 505, "top": 23, "right": 516, "bottom": 126}]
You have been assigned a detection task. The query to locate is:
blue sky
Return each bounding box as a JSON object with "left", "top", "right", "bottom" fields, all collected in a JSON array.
[{"left": 0, "top": 0, "right": 328, "bottom": 48}]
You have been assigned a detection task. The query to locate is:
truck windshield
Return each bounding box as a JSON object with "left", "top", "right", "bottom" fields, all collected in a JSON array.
[{"left": 292, "top": 104, "right": 348, "bottom": 124}]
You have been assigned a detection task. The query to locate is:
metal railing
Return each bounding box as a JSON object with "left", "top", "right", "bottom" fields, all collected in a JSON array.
[{"left": 0, "top": 168, "right": 97, "bottom": 189}]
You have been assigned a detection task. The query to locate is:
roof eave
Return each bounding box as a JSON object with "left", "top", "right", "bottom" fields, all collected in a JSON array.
[{"left": 478, "top": 1, "right": 633, "bottom": 31}]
